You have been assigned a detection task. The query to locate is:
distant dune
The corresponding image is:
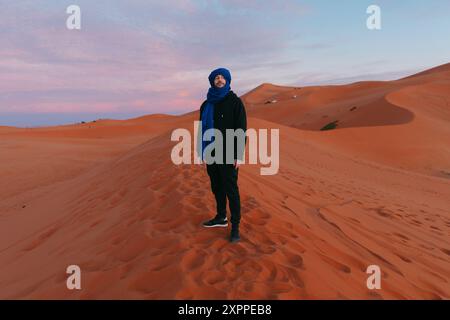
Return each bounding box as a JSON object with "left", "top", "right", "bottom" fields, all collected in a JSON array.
[{"left": 0, "top": 63, "right": 449, "bottom": 299}]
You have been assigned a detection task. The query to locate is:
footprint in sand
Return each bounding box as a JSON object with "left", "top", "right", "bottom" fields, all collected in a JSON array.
[
  {"left": 203, "top": 271, "right": 225, "bottom": 285},
  {"left": 248, "top": 209, "right": 271, "bottom": 226},
  {"left": 22, "top": 227, "right": 58, "bottom": 251},
  {"left": 395, "top": 253, "right": 412, "bottom": 263},
  {"left": 241, "top": 196, "right": 260, "bottom": 213},
  {"left": 318, "top": 253, "right": 351, "bottom": 274},
  {"left": 280, "top": 248, "right": 304, "bottom": 268}
]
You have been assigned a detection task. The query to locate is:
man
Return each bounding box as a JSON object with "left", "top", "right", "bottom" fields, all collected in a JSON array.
[{"left": 198, "top": 67, "right": 247, "bottom": 243}]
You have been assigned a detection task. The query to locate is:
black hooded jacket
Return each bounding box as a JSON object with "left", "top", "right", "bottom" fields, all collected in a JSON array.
[{"left": 198, "top": 90, "right": 247, "bottom": 163}]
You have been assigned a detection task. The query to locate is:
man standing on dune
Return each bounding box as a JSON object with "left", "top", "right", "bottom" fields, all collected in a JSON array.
[{"left": 198, "top": 67, "right": 247, "bottom": 243}]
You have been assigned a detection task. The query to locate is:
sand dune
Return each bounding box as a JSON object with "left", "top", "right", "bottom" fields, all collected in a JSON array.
[
  {"left": 0, "top": 63, "right": 449, "bottom": 299},
  {"left": 243, "top": 63, "right": 450, "bottom": 177}
]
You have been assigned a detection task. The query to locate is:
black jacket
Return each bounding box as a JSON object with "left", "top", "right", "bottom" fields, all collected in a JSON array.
[{"left": 198, "top": 90, "right": 247, "bottom": 163}]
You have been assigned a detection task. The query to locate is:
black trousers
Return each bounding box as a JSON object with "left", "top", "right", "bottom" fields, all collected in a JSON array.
[{"left": 206, "top": 163, "right": 241, "bottom": 225}]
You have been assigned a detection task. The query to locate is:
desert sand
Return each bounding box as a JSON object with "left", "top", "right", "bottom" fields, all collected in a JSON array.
[{"left": 0, "top": 63, "right": 449, "bottom": 299}]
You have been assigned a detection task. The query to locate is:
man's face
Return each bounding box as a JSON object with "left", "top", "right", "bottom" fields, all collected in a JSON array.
[{"left": 214, "top": 74, "right": 226, "bottom": 88}]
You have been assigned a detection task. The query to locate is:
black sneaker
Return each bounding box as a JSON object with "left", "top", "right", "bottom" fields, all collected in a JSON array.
[
  {"left": 230, "top": 225, "right": 240, "bottom": 243},
  {"left": 203, "top": 216, "right": 228, "bottom": 228}
]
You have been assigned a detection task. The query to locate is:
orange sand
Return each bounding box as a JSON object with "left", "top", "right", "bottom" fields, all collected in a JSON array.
[{"left": 0, "top": 63, "right": 449, "bottom": 299}]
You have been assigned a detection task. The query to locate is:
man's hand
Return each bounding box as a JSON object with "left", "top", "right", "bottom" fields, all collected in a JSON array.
[{"left": 234, "top": 159, "right": 243, "bottom": 169}]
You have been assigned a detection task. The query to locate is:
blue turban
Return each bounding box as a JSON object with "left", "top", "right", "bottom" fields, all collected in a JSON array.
[{"left": 200, "top": 67, "right": 232, "bottom": 161}]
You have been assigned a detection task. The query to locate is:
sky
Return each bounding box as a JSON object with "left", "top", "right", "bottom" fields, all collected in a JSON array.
[{"left": 1, "top": 0, "right": 449, "bottom": 127}]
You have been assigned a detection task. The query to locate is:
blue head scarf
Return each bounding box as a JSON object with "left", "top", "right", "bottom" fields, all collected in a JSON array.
[
  {"left": 207, "top": 68, "right": 231, "bottom": 104},
  {"left": 200, "top": 68, "right": 231, "bottom": 160}
]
